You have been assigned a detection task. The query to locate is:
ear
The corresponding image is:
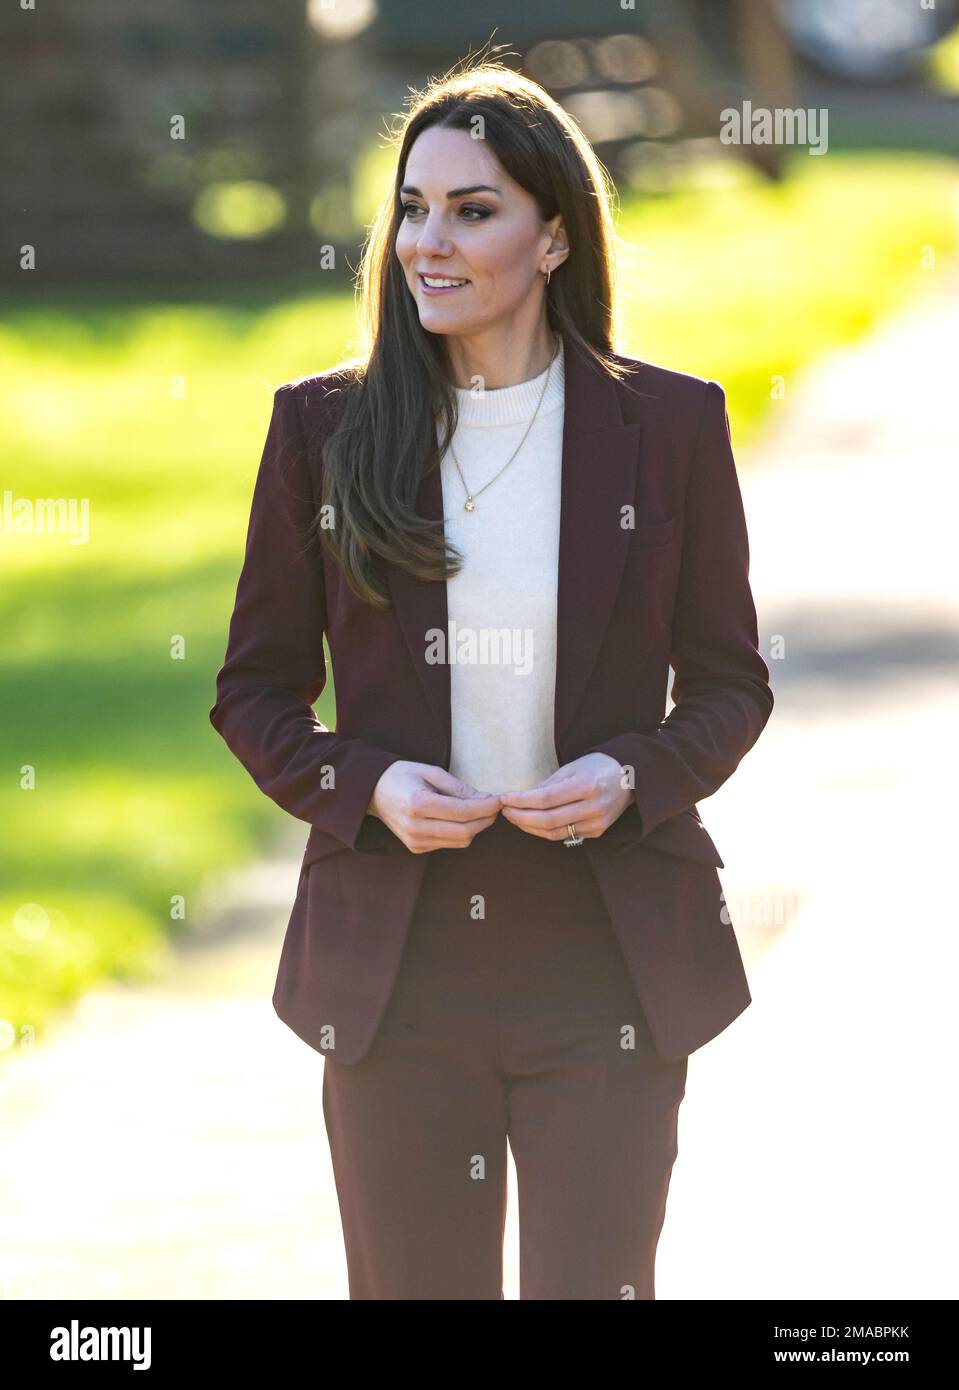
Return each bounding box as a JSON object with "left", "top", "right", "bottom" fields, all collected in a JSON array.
[{"left": 543, "top": 214, "right": 570, "bottom": 271}]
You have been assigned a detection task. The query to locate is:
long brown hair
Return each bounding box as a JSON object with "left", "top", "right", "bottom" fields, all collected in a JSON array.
[{"left": 313, "top": 58, "right": 629, "bottom": 608}]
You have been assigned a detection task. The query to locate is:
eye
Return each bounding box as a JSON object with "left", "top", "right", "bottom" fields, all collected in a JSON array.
[{"left": 399, "top": 202, "right": 492, "bottom": 221}]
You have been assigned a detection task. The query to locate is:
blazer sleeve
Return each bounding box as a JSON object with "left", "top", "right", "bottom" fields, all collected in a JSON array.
[
  {"left": 584, "top": 379, "right": 774, "bottom": 835},
  {"left": 209, "top": 381, "right": 404, "bottom": 850}
]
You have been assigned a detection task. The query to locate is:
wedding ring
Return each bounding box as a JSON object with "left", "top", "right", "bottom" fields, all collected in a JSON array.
[{"left": 564, "top": 822, "right": 584, "bottom": 847}]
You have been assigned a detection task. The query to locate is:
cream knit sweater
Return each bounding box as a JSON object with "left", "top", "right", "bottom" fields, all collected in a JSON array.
[{"left": 438, "top": 335, "right": 565, "bottom": 796}]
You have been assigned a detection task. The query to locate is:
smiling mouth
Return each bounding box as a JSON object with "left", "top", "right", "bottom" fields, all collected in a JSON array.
[{"left": 418, "top": 274, "right": 470, "bottom": 289}]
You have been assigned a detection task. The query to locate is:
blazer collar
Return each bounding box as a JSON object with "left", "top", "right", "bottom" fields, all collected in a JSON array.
[{"left": 384, "top": 329, "right": 642, "bottom": 768}]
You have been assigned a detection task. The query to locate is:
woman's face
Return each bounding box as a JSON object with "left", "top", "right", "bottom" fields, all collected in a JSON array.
[{"left": 394, "top": 124, "right": 566, "bottom": 338}]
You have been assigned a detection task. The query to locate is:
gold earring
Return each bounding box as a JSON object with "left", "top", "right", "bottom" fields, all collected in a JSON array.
[{"left": 543, "top": 266, "right": 551, "bottom": 286}]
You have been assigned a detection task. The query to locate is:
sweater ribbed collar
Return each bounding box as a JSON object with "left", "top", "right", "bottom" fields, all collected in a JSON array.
[{"left": 450, "top": 335, "right": 565, "bottom": 428}]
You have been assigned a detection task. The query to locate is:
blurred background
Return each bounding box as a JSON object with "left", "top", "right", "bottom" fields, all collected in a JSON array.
[{"left": 1, "top": 0, "right": 957, "bottom": 1300}]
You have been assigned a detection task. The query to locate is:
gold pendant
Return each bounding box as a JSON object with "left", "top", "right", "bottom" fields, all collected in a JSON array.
[{"left": 464, "top": 497, "right": 475, "bottom": 511}]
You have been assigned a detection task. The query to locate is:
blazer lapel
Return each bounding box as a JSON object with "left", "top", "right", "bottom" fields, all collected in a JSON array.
[
  {"left": 553, "top": 335, "right": 641, "bottom": 755},
  {"left": 384, "top": 330, "right": 642, "bottom": 769}
]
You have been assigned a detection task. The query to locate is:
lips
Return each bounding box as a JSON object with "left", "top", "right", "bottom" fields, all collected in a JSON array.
[{"left": 418, "top": 274, "right": 470, "bottom": 292}]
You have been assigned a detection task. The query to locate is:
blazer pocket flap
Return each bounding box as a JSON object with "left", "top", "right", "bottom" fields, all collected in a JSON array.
[
  {"left": 302, "top": 827, "right": 347, "bottom": 868},
  {"left": 303, "top": 816, "right": 407, "bottom": 867},
  {"left": 604, "top": 807, "right": 724, "bottom": 867},
  {"left": 643, "top": 810, "right": 724, "bottom": 867},
  {"left": 632, "top": 515, "right": 677, "bottom": 550}
]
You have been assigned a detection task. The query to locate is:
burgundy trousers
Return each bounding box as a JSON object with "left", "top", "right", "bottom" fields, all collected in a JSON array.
[{"left": 321, "top": 813, "right": 688, "bottom": 1300}]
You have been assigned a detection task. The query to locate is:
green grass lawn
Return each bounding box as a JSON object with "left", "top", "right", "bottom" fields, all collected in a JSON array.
[
  {"left": 614, "top": 150, "right": 958, "bottom": 432},
  {"left": 1, "top": 151, "right": 956, "bottom": 1043}
]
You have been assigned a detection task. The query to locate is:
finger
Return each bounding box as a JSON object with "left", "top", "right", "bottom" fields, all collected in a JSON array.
[
  {"left": 413, "top": 788, "right": 502, "bottom": 822},
  {"left": 497, "top": 781, "right": 586, "bottom": 810},
  {"left": 500, "top": 796, "right": 596, "bottom": 831},
  {"left": 421, "top": 767, "right": 501, "bottom": 806},
  {"left": 507, "top": 816, "right": 605, "bottom": 842},
  {"left": 421, "top": 766, "right": 485, "bottom": 796},
  {"left": 405, "top": 813, "right": 501, "bottom": 851}
]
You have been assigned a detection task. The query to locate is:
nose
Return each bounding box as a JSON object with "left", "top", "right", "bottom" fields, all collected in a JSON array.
[{"left": 414, "top": 212, "right": 452, "bottom": 258}]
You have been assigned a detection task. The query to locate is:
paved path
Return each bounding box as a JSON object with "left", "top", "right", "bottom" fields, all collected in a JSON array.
[
  {"left": 659, "top": 271, "right": 959, "bottom": 1299},
  {"left": 2, "top": 276, "right": 956, "bottom": 1299}
]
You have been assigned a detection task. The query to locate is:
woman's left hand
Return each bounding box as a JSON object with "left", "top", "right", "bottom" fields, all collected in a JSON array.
[{"left": 497, "top": 752, "right": 633, "bottom": 842}]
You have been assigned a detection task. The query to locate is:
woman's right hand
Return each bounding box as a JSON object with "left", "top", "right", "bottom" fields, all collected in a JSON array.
[{"left": 367, "top": 761, "right": 502, "bottom": 853}]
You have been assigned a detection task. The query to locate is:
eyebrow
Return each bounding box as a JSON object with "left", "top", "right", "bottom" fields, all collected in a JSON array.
[{"left": 399, "top": 184, "right": 502, "bottom": 199}]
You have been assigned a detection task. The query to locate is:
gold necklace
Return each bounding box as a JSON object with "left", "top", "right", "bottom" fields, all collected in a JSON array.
[{"left": 443, "top": 334, "right": 560, "bottom": 512}]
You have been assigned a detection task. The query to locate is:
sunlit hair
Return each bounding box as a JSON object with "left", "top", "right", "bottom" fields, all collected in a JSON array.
[{"left": 311, "top": 56, "right": 628, "bottom": 607}]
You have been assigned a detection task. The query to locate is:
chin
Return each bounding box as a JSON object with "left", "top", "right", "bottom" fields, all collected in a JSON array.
[{"left": 418, "top": 312, "right": 473, "bottom": 335}]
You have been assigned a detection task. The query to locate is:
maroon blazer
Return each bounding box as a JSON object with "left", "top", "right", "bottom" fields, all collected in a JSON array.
[{"left": 210, "top": 330, "right": 774, "bottom": 1064}]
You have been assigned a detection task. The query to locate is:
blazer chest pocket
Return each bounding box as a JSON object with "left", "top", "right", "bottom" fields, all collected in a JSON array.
[
  {"left": 621, "top": 516, "right": 680, "bottom": 622},
  {"left": 628, "top": 515, "right": 677, "bottom": 554}
]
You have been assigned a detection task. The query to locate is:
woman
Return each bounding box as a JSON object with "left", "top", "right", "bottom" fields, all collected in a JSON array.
[{"left": 210, "top": 62, "right": 773, "bottom": 1300}]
